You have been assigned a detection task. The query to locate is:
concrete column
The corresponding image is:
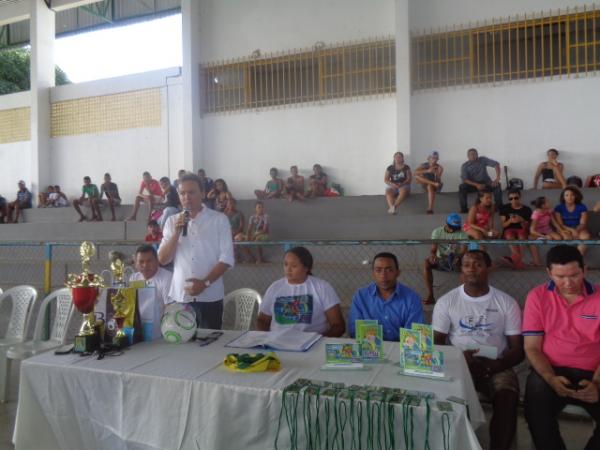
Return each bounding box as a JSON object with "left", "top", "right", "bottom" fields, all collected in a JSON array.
[
  {"left": 395, "top": 0, "right": 411, "bottom": 160},
  {"left": 181, "top": 0, "right": 203, "bottom": 174},
  {"left": 29, "top": 0, "right": 55, "bottom": 196}
]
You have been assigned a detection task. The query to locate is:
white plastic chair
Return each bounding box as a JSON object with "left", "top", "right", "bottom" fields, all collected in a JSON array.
[
  {"left": 0, "top": 285, "right": 38, "bottom": 403},
  {"left": 7, "top": 288, "right": 74, "bottom": 361},
  {"left": 223, "top": 288, "right": 262, "bottom": 331}
]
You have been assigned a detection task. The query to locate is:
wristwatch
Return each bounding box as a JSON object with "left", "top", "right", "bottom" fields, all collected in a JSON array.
[{"left": 203, "top": 279, "right": 211, "bottom": 288}]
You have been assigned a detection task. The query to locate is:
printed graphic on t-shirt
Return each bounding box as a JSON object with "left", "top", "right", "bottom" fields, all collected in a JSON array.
[
  {"left": 458, "top": 313, "right": 493, "bottom": 336},
  {"left": 274, "top": 295, "right": 314, "bottom": 325}
]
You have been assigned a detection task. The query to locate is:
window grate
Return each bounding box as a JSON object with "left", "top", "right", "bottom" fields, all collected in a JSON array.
[{"left": 201, "top": 38, "right": 396, "bottom": 114}]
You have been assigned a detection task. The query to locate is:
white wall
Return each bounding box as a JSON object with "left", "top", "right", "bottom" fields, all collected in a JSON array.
[
  {"left": 198, "top": 0, "right": 395, "bottom": 62},
  {"left": 202, "top": 98, "right": 396, "bottom": 198},
  {"left": 409, "top": 0, "right": 600, "bottom": 191},
  {"left": 198, "top": 0, "right": 396, "bottom": 197},
  {"left": 49, "top": 68, "right": 183, "bottom": 200},
  {"left": 411, "top": 76, "right": 600, "bottom": 191},
  {"left": 0, "top": 91, "right": 31, "bottom": 197}
]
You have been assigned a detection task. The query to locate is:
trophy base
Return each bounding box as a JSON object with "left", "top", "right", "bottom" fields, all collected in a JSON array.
[
  {"left": 74, "top": 333, "right": 99, "bottom": 353},
  {"left": 112, "top": 333, "right": 128, "bottom": 349}
]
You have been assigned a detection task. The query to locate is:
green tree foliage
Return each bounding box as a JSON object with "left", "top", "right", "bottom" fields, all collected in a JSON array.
[{"left": 0, "top": 48, "right": 70, "bottom": 95}]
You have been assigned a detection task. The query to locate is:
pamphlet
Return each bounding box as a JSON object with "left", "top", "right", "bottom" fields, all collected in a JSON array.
[
  {"left": 357, "top": 323, "right": 384, "bottom": 361},
  {"left": 325, "top": 343, "right": 361, "bottom": 364},
  {"left": 225, "top": 329, "right": 321, "bottom": 352},
  {"left": 399, "top": 323, "right": 445, "bottom": 377}
]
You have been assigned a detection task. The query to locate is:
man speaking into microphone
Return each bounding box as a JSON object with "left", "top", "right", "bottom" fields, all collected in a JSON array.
[{"left": 158, "top": 173, "right": 234, "bottom": 329}]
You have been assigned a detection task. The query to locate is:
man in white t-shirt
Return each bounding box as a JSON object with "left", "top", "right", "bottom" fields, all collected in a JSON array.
[
  {"left": 432, "top": 250, "right": 524, "bottom": 450},
  {"left": 129, "top": 245, "right": 172, "bottom": 313}
]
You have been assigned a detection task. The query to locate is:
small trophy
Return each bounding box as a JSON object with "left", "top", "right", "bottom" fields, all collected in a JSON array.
[
  {"left": 66, "top": 242, "right": 105, "bottom": 353},
  {"left": 101, "top": 251, "right": 134, "bottom": 287},
  {"left": 110, "top": 289, "right": 128, "bottom": 348}
]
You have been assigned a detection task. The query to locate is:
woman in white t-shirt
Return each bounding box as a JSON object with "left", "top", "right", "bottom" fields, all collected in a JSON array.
[{"left": 257, "top": 247, "right": 345, "bottom": 336}]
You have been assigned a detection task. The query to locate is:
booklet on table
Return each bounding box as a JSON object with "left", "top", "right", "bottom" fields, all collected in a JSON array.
[{"left": 225, "top": 329, "right": 322, "bottom": 352}]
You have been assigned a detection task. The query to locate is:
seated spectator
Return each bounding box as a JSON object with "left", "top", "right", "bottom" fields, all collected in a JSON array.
[
  {"left": 414, "top": 151, "right": 443, "bottom": 214},
  {"left": 73, "top": 176, "right": 102, "bottom": 222},
  {"left": 37, "top": 185, "right": 54, "bottom": 207},
  {"left": 6, "top": 180, "right": 32, "bottom": 223},
  {"left": 523, "top": 245, "right": 600, "bottom": 450},
  {"left": 129, "top": 244, "right": 173, "bottom": 314},
  {"left": 554, "top": 186, "right": 590, "bottom": 255},
  {"left": 49, "top": 185, "right": 68, "bottom": 207},
  {"left": 0, "top": 194, "right": 7, "bottom": 223},
  {"left": 158, "top": 176, "right": 180, "bottom": 229},
  {"left": 423, "top": 213, "right": 468, "bottom": 304},
  {"left": 463, "top": 189, "right": 500, "bottom": 243},
  {"left": 206, "top": 178, "right": 233, "bottom": 213},
  {"left": 566, "top": 175, "right": 583, "bottom": 188},
  {"left": 307, "top": 164, "right": 328, "bottom": 198},
  {"left": 384, "top": 152, "right": 412, "bottom": 215},
  {"left": 256, "top": 246, "right": 345, "bottom": 337},
  {"left": 533, "top": 149, "right": 567, "bottom": 189},
  {"left": 100, "top": 173, "right": 121, "bottom": 221},
  {"left": 173, "top": 169, "right": 187, "bottom": 191},
  {"left": 225, "top": 198, "right": 245, "bottom": 241},
  {"left": 348, "top": 252, "right": 423, "bottom": 341},
  {"left": 530, "top": 196, "right": 562, "bottom": 241},
  {"left": 255, "top": 167, "right": 284, "bottom": 200},
  {"left": 241, "top": 201, "right": 269, "bottom": 264},
  {"left": 433, "top": 250, "right": 524, "bottom": 450},
  {"left": 499, "top": 189, "right": 538, "bottom": 268},
  {"left": 285, "top": 165, "right": 305, "bottom": 202},
  {"left": 145, "top": 220, "right": 163, "bottom": 243},
  {"left": 126, "top": 172, "right": 164, "bottom": 221},
  {"left": 585, "top": 173, "right": 600, "bottom": 188},
  {"left": 458, "top": 148, "right": 502, "bottom": 213},
  {"left": 197, "top": 169, "right": 214, "bottom": 208}
]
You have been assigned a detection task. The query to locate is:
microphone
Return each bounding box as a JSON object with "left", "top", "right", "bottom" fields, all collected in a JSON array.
[{"left": 182, "top": 209, "right": 190, "bottom": 237}]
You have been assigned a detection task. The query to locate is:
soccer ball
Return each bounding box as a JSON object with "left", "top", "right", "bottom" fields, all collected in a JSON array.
[
  {"left": 164, "top": 302, "right": 196, "bottom": 318},
  {"left": 161, "top": 310, "right": 196, "bottom": 343}
]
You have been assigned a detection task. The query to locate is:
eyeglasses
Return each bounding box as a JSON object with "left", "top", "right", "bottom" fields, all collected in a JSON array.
[{"left": 509, "top": 196, "right": 520, "bottom": 200}]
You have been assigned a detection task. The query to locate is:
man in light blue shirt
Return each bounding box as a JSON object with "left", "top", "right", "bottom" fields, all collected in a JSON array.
[{"left": 348, "top": 252, "right": 424, "bottom": 341}]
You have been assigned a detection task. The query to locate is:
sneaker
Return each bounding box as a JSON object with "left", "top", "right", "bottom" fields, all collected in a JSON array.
[{"left": 387, "top": 206, "right": 396, "bottom": 215}]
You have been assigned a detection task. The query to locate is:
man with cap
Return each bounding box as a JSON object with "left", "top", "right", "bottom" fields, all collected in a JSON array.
[
  {"left": 6, "top": 180, "right": 32, "bottom": 223},
  {"left": 414, "top": 151, "right": 444, "bottom": 214},
  {"left": 423, "top": 213, "right": 468, "bottom": 304}
]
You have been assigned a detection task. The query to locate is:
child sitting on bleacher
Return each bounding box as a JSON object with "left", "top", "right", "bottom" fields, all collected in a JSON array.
[{"left": 241, "top": 201, "right": 269, "bottom": 263}]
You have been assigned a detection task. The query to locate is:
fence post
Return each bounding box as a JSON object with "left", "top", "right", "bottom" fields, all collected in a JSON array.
[{"left": 43, "top": 243, "right": 53, "bottom": 339}]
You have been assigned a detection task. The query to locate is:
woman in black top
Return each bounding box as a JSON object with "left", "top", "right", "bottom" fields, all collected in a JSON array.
[
  {"left": 384, "top": 152, "right": 411, "bottom": 214},
  {"left": 533, "top": 148, "right": 567, "bottom": 189}
]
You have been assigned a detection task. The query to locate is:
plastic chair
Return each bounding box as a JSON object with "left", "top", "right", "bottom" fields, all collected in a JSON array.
[
  {"left": 0, "top": 285, "right": 38, "bottom": 403},
  {"left": 7, "top": 288, "right": 74, "bottom": 361},
  {"left": 223, "top": 288, "right": 262, "bottom": 331}
]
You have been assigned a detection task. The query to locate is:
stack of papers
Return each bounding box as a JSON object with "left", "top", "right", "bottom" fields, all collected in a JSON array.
[{"left": 226, "top": 330, "right": 322, "bottom": 352}]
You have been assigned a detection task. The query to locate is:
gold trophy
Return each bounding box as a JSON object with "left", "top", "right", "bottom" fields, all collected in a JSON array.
[
  {"left": 66, "top": 242, "right": 104, "bottom": 353},
  {"left": 110, "top": 289, "right": 128, "bottom": 348}
]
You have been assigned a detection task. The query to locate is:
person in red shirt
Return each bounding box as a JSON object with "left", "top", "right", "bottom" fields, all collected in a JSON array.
[
  {"left": 126, "top": 171, "right": 164, "bottom": 221},
  {"left": 523, "top": 244, "right": 600, "bottom": 450},
  {"left": 144, "top": 220, "right": 163, "bottom": 243}
]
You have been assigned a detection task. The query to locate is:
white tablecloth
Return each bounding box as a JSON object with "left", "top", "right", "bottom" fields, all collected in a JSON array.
[{"left": 13, "top": 331, "right": 484, "bottom": 450}]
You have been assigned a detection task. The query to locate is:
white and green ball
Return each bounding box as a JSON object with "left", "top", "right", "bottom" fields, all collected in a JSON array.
[{"left": 161, "top": 310, "right": 196, "bottom": 343}]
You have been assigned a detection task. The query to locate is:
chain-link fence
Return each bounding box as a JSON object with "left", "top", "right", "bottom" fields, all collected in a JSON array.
[{"left": 2, "top": 239, "right": 600, "bottom": 313}]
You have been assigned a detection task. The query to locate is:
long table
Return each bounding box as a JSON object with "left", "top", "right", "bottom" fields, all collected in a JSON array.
[{"left": 13, "top": 331, "right": 484, "bottom": 450}]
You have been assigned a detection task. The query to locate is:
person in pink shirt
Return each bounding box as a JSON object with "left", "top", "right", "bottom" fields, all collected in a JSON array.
[
  {"left": 523, "top": 244, "right": 600, "bottom": 450},
  {"left": 126, "top": 171, "right": 164, "bottom": 221}
]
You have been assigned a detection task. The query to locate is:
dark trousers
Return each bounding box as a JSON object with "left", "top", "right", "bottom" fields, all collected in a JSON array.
[
  {"left": 524, "top": 367, "right": 600, "bottom": 450},
  {"left": 189, "top": 299, "right": 223, "bottom": 330},
  {"left": 458, "top": 183, "right": 503, "bottom": 213}
]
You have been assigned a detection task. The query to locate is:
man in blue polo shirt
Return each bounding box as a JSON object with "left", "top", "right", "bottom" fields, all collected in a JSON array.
[{"left": 348, "top": 252, "right": 424, "bottom": 341}]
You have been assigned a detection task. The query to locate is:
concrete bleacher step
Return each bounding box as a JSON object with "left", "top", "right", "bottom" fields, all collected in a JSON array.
[{"left": 8, "top": 189, "right": 600, "bottom": 243}]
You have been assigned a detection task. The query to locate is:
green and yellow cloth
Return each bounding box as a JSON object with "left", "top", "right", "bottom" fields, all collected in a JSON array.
[{"left": 224, "top": 352, "right": 281, "bottom": 372}]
